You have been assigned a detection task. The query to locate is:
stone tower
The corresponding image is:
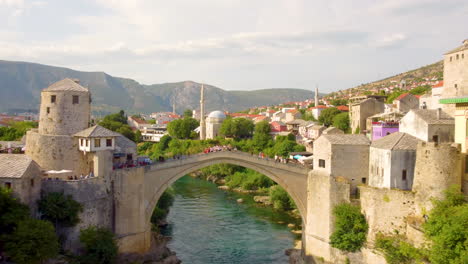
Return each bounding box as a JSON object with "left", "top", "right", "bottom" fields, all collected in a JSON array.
[
  {"left": 199, "top": 84, "right": 206, "bottom": 140},
  {"left": 412, "top": 142, "right": 462, "bottom": 214},
  {"left": 441, "top": 39, "right": 468, "bottom": 116},
  {"left": 26, "top": 79, "right": 91, "bottom": 174},
  {"left": 315, "top": 86, "right": 319, "bottom": 106}
]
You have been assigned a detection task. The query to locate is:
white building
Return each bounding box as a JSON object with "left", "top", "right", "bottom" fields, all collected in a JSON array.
[
  {"left": 74, "top": 125, "right": 120, "bottom": 152},
  {"left": 400, "top": 109, "right": 454, "bottom": 143},
  {"left": 369, "top": 132, "right": 421, "bottom": 190},
  {"left": 206, "top": 111, "right": 226, "bottom": 139}
]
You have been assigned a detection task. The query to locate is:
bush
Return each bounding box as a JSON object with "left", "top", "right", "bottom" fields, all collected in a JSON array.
[
  {"left": 330, "top": 203, "right": 368, "bottom": 252},
  {"left": 0, "top": 187, "right": 30, "bottom": 236},
  {"left": 150, "top": 189, "right": 175, "bottom": 225},
  {"left": 269, "top": 185, "right": 296, "bottom": 211},
  {"left": 4, "top": 218, "right": 59, "bottom": 264},
  {"left": 375, "top": 234, "right": 424, "bottom": 264},
  {"left": 423, "top": 186, "right": 468, "bottom": 264},
  {"left": 79, "top": 226, "right": 118, "bottom": 264},
  {"left": 38, "top": 192, "right": 83, "bottom": 228}
]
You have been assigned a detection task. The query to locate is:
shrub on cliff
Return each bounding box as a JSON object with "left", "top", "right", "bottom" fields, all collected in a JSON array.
[
  {"left": 375, "top": 234, "right": 424, "bottom": 264},
  {"left": 150, "top": 189, "right": 175, "bottom": 226},
  {"left": 4, "top": 218, "right": 59, "bottom": 264},
  {"left": 79, "top": 226, "right": 118, "bottom": 264},
  {"left": 330, "top": 203, "right": 368, "bottom": 252},
  {"left": 38, "top": 192, "right": 83, "bottom": 228},
  {"left": 423, "top": 186, "right": 467, "bottom": 264},
  {"left": 269, "top": 185, "right": 296, "bottom": 211}
]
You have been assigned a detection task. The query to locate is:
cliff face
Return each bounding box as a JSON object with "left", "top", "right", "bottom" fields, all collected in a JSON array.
[{"left": 0, "top": 60, "right": 314, "bottom": 114}]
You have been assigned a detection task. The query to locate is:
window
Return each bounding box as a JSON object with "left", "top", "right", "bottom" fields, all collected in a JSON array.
[
  {"left": 51, "top": 95, "right": 56, "bottom": 103},
  {"left": 465, "top": 155, "right": 468, "bottom": 173},
  {"left": 86, "top": 140, "right": 89, "bottom": 147},
  {"left": 46, "top": 107, "right": 50, "bottom": 114},
  {"left": 402, "top": 170, "right": 407, "bottom": 181},
  {"left": 106, "top": 139, "right": 112, "bottom": 147},
  {"left": 80, "top": 138, "right": 84, "bottom": 146},
  {"left": 450, "top": 56, "right": 452, "bottom": 62},
  {"left": 361, "top": 178, "right": 367, "bottom": 184},
  {"left": 432, "top": 135, "right": 439, "bottom": 143},
  {"left": 94, "top": 138, "right": 101, "bottom": 148},
  {"left": 72, "top": 95, "right": 79, "bottom": 104},
  {"left": 30, "top": 179, "right": 34, "bottom": 187},
  {"left": 455, "top": 84, "right": 458, "bottom": 89},
  {"left": 463, "top": 54, "right": 465, "bottom": 59},
  {"left": 4, "top": 182, "right": 11, "bottom": 189},
  {"left": 456, "top": 54, "right": 459, "bottom": 60},
  {"left": 318, "top": 159, "right": 325, "bottom": 168}
]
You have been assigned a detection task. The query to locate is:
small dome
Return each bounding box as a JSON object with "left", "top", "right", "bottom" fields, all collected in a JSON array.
[{"left": 208, "top": 110, "right": 226, "bottom": 119}]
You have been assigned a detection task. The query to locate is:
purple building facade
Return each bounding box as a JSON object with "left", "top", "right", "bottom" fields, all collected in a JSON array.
[{"left": 372, "top": 122, "right": 399, "bottom": 141}]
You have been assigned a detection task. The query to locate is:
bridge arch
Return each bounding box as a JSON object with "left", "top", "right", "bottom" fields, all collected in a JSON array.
[{"left": 143, "top": 151, "right": 310, "bottom": 232}]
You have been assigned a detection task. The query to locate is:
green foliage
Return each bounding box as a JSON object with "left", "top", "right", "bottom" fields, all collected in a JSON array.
[
  {"left": 150, "top": 189, "right": 175, "bottom": 225},
  {"left": 147, "top": 119, "right": 156, "bottom": 124},
  {"left": 183, "top": 109, "right": 193, "bottom": 118},
  {"left": 409, "top": 85, "right": 431, "bottom": 96},
  {"left": 375, "top": 235, "right": 424, "bottom": 264},
  {"left": 252, "top": 120, "right": 273, "bottom": 151},
  {"left": 79, "top": 226, "right": 118, "bottom": 264},
  {"left": 332, "top": 112, "right": 350, "bottom": 133},
  {"left": 134, "top": 130, "right": 142, "bottom": 143},
  {"left": 423, "top": 186, "right": 467, "bottom": 264},
  {"left": 220, "top": 117, "right": 254, "bottom": 138},
  {"left": 0, "top": 187, "right": 30, "bottom": 236},
  {"left": 225, "top": 170, "right": 274, "bottom": 190},
  {"left": 4, "top": 218, "right": 59, "bottom": 264},
  {"left": 318, "top": 107, "right": 341, "bottom": 127},
  {"left": 99, "top": 110, "right": 136, "bottom": 141},
  {"left": 354, "top": 126, "right": 360, "bottom": 134},
  {"left": 330, "top": 99, "right": 349, "bottom": 106},
  {"left": 0, "top": 121, "right": 37, "bottom": 141},
  {"left": 167, "top": 117, "right": 199, "bottom": 139},
  {"left": 330, "top": 203, "right": 368, "bottom": 252},
  {"left": 386, "top": 90, "right": 405, "bottom": 104},
  {"left": 38, "top": 192, "right": 83, "bottom": 227},
  {"left": 302, "top": 111, "right": 317, "bottom": 121},
  {"left": 269, "top": 185, "right": 296, "bottom": 210}
]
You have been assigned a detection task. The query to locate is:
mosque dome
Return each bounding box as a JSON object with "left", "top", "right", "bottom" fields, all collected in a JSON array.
[{"left": 208, "top": 110, "right": 226, "bottom": 119}]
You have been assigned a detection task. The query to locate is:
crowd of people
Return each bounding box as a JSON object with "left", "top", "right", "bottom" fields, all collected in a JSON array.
[{"left": 203, "top": 145, "right": 237, "bottom": 153}]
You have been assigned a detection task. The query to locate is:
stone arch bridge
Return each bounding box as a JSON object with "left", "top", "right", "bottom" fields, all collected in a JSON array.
[{"left": 112, "top": 151, "right": 351, "bottom": 263}]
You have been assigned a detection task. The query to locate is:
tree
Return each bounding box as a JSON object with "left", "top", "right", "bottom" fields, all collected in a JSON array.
[
  {"left": 423, "top": 186, "right": 467, "bottom": 264},
  {"left": 252, "top": 120, "right": 272, "bottom": 151},
  {"left": 37, "top": 192, "right": 83, "bottom": 228},
  {"left": 99, "top": 110, "right": 136, "bottom": 142},
  {"left": 330, "top": 203, "right": 368, "bottom": 252},
  {"left": 167, "top": 117, "right": 199, "bottom": 139},
  {"left": 269, "top": 185, "right": 296, "bottom": 211},
  {"left": 318, "top": 107, "right": 341, "bottom": 127},
  {"left": 134, "top": 130, "right": 142, "bottom": 143},
  {"left": 4, "top": 218, "right": 59, "bottom": 264},
  {"left": 183, "top": 109, "right": 193, "bottom": 118},
  {"left": 333, "top": 113, "right": 350, "bottom": 133},
  {"left": 79, "top": 226, "right": 118, "bottom": 264},
  {"left": 0, "top": 187, "right": 30, "bottom": 236},
  {"left": 220, "top": 118, "right": 254, "bottom": 138},
  {"left": 0, "top": 121, "right": 38, "bottom": 141}
]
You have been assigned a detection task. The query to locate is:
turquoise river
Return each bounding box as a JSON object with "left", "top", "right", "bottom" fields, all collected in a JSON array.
[{"left": 161, "top": 176, "right": 300, "bottom": 264}]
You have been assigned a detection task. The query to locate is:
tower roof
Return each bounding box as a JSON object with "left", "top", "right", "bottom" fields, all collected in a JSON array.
[
  {"left": 43, "top": 78, "right": 89, "bottom": 92},
  {"left": 73, "top": 125, "right": 121, "bottom": 138}
]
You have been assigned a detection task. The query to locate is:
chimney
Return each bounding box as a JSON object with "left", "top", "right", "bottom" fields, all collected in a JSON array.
[{"left": 437, "top": 108, "right": 441, "bottom": 120}]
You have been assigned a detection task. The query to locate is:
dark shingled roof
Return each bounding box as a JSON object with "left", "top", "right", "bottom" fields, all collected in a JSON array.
[
  {"left": 411, "top": 109, "right": 454, "bottom": 125},
  {"left": 0, "top": 154, "right": 35, "bottom": 178},
  {"left": 74, "top": 125, "right": 121, "bottom": 138},
  {"left": 371, "top": 132, "right": 421, "bottom": 150},
  {"left": 43, "top": 78, "right": 89, "bottom": 92},
  {"left": 322, "top": 134, "right": 370, "bottom": 145},
  {"left": 115, "top": 135, "right": 136, "bottom": 152}
]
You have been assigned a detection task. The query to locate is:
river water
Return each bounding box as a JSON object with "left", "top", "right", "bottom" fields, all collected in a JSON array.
[{"left": 161, "top": 176, "right": 299, "bottom": 264}]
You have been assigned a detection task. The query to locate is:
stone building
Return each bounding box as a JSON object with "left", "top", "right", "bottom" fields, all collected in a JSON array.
[
  {"left": 441, "top": 39, "right": 468, "bottom": 116},
  {"left": 349, "top": 95, "right": 386, "bottom": 134},
  {"left": 313, "top": 134, "right": 370, "bottom": 193},
  {"left": 26, "top": 79, "right": 92, "bottom": 175},
  {"left": 399, "top": 109, "right": 454, "bottom": 143},
  {"left": 0, "top": 154, "right": 43, "bottom": 213},
  {"left": 394, "top": 93, "right": 420, "bottom": 113},
  {"left": 205, "top": 110, "right": 226, "bottom": 139},
  {"left": 369, "top": 132, "right": 422, "bottom": 190},
  {"left": 322, "top": 126, "right": 344, "bottom": 135}
]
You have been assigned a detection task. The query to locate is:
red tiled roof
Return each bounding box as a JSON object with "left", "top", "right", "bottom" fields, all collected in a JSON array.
[
  {"left": 311, "top": 105, "right": 328, "bottom": 109},
  {"left": 432, "top": 81, "right": 444, "bottom": 88},
  {"left": 336, "top": 105, "right": 349, "bottom": 111},
  {"left": 287, "top": 109, "right": 299, "bottom": 113},
  {"left": 395, "top": 93, "right": 409, "bottom": 101},
  {"left": 129, "top": 117, "right": 148, "bottom": 124}
]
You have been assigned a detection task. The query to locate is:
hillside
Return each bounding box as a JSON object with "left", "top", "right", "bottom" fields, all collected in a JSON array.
[
  {"left": 326, "top": 61, "right": 443, "bottom": 100},
  {"left": 0, "top": 60, "right": 314, "bottom": 115}
]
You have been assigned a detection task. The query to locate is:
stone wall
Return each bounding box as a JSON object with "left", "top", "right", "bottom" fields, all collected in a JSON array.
[
  {"left": 359, "top": 186, "right": 416, "bottom": 243},
  {"left": 331, "top": 144, "right": 369, "bottom": 194},
  {"left": 413, "top": 142, "right": 462, "bottom": 214},
  {"left": 41, "top": 176, "right": 113, "bottom": 252},
  {"left": 26, "top": 131, "right": 92, "bottom": 175}
]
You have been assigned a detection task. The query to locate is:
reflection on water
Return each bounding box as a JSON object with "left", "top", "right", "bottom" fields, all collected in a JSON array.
[{"left": 161, "top": 176, "right": 297, "bottom": 264}]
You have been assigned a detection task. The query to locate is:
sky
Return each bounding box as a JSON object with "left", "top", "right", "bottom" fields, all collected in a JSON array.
[{"left": 0, "top": 0, "right": 467, "bottom": 93}]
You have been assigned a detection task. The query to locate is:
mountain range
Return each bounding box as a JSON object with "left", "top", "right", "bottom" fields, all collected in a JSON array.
[{"left": 0, "top": 60, "right": 314, "bottom": 115}]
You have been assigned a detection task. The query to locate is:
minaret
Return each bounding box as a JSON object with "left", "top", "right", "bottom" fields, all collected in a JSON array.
[
  {"left": 172, "top": 102, "right": 176, "bottom": 114},
  {"left": 314, "top": 85, "right": 319, "bottom": 107},
  {"left": 200, "top": 84, "right": 206, "bottom": 140}
]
